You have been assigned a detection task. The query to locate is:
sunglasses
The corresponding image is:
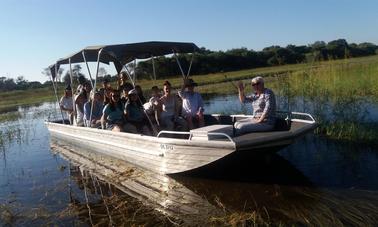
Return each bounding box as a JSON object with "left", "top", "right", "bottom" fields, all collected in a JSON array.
[{"left": 252, "top": 82, "right": 260, "bottom": 86}]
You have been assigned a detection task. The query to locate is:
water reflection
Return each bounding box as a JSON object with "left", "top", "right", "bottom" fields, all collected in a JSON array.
[
  {"left": 1, "top": 101, "right": 378, "bottom": 226},
  {"left": 51, "top": 140, "right": 378, "bottom": 226},
  {"left": 52, "top": 144, "right": 222, "bottom": 226}
]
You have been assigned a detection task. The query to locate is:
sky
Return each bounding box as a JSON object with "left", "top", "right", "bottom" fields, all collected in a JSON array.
[{"left": 0, "top": 0, "right": 377, "bottom": 82}]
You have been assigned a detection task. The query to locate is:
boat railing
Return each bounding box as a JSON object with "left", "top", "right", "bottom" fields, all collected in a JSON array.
[
  {"left": 289, "top": 112, "right": 316, "bottom": 124},
  {"left": 157, "top": 130, "right": 234, "bottom": 142},
  {"left": 231, "top": 111, "right": 316, "bottom": 124}
]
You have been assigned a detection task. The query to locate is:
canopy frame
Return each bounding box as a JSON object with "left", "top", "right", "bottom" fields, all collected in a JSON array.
[{"left": 48, "top": 41, "right": 199, "bottom": 134}]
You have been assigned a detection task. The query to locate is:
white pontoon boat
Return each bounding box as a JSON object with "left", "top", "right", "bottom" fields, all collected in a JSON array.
[{"left": 46, "top": 41, "right": 318, "bottom": 174}]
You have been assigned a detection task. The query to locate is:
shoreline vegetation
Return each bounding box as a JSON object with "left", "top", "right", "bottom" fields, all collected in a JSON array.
[{"left": 1, "top": 55, "right": 378, "bottom": 145}]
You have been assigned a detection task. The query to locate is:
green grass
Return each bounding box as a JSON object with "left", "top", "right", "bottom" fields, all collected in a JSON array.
[
  {"left": 0, "top": 86, "right": 56, "bottom": 113},
  {"left": 1, "top": 55, "right": 378, "bottom": 144}
]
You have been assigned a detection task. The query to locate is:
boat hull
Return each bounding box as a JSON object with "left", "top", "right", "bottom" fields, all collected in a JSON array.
[{"left": 47, "top": 122, "right": 236, "bottom": 174}]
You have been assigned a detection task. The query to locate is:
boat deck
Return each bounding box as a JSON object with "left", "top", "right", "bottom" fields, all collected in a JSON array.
[{"left": 233, "top": 121, "right": 318, "bottom": 150}]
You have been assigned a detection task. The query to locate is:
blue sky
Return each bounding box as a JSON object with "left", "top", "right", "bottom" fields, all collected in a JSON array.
[{"left": 0, "top": 0, "right": 377, "bottom": 82}]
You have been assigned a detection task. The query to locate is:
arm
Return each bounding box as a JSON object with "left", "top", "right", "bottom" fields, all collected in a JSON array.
[
  {"left": 197, "top": 93, "right": 204, "bottom": 114},
  {"left": 101, "top": 113, "right": 107, "bottom": 129},
  {"left": 101, "top": 105, "right": 108, "bottom": 129},
  {"left": 237, "top": 81, "right": 245, "bottom": 103},
  {"left": 83, "top": 102, "right": 90, "bottom": 121}
]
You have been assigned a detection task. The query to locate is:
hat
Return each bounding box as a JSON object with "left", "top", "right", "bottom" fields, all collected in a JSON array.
[
  {"left": 184, "top": 78, "right": 198, "bottom": 87},
  {"left": 128, "top": 89, "right": 138, "bottom": 95}
]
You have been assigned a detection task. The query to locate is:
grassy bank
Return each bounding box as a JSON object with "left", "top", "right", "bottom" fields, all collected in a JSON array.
[
  {"left": 1, "top": 55, "right": 378, "bottom": 144},
  {"left": 0, "top": 86, "right": 56, "bottom": 113}
]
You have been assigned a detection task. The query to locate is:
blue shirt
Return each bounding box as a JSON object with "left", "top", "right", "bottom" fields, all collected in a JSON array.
[
  {"left": 84, "top": 101, "right": 103, "bottom": 121},
  {"left": 125, "top": 101, "right": 144, "bottom": 122},
  {"left": 103, "top": 103, "right": 124, "bottom": 124}
]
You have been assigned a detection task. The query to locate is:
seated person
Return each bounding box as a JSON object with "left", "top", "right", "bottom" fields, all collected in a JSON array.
[
  {"left": 83, "top": 91, "right": 103, "bottom": 128},
  {"left": 99, "top": 78, "right": 112, "bottom": 106},
  {"left": 83, "top": 81, "right": 92, "bottom": 100},
  {"left": 101, "top": 90, "right": 124, "bottom": 132},
  {"left": 234, "top": 76, "right": 276, "bottom": 135},
  {"left": 76, "top": 75, "right": 87, "bottom": 94},
  {"left": 120, "top": 82, "right": 134, "bottom": 106},
  {"left": 160, "top": 81, "right": 186, "bottom": 131},
  {"left": 117, "top": 71, "right": 128, "bottom": 89},
  {"left": 135, "top": 85, "right": 146, "bottom": 104},
  {"left": 178, "top": 78, "right": 204, "bottom": 130},
  {"left": 59, "top": 85, "right": 74, "bottom": 124},
  {"left": 124, "top": 89, "right": 151, "bottom": 135},
  {"left": 74, "top": 91, "right": 87, "bottom": 127},
  {"left": 144, "top": 86, "right": 161, "bottom": 126}
]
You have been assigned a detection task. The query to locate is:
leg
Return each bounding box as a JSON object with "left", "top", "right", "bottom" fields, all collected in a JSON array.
[
  {"left": 186, "top": 115, "right": 194, "bottom": 130},
  {"left": 234, "top": 118, "right": 274, "bottom": 135}
]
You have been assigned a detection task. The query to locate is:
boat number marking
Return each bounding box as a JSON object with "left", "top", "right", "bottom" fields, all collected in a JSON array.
[{"left": 160, "top": 144, "right": 174, "bottom": 151}]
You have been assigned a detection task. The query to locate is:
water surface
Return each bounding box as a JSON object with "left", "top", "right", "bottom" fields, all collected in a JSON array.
[{"left": 1, "top": 100, "right": 378, "bottom": 226}]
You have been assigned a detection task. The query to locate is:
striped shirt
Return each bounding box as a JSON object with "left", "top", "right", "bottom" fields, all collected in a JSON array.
[{"left": 244, "top": 88, "right": 276, "bottom": 124}]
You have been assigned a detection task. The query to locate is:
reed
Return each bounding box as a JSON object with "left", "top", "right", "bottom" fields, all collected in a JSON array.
[{"left": 270, "top": 58, "right": 378, "bottom": 145}]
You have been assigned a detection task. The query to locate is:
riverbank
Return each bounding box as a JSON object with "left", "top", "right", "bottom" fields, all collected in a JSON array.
[{"left": 1, "top": 55, "right": 378, "bottom": 145}]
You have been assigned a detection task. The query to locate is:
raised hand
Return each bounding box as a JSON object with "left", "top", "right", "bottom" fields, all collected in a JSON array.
[{"left": 237, "top": 81, "right": 244, "bottom": 91}]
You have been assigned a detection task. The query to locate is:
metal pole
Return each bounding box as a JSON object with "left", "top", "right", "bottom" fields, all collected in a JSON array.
[
  {"left": 151, "top": 55, "right": 157, "bottom": 82},
  {"left": 133, "top": 59, "right": 137, "bottom": 82},
  {"left": 82, "top": 51, "right": 94, "bottom": 88},
  {"left": 186, "top": 53, "right": 194, "bottom": 78},
  {"left": 124, "top": 65, "right": 135, "bottom": 87},
  {"left": 53, "top": 64, "right": 66, "bottom": 124},
  {"left": 69, "top": 58, "right": 77, "bottom": 125},
  {"left": 89, "top": 49, "right": 103, "bottom": 126},
  {"left": 173, "top": 51, "right": 186, "bottom": 79}
]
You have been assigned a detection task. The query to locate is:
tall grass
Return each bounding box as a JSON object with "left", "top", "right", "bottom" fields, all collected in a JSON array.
[{"left": 270, "top": 58, "right": 378, "bottom": 145}]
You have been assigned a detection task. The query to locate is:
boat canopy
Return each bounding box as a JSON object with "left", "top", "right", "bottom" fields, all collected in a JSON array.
[{"left": 49, "top": 41, "right": 199, "bottom": 78}]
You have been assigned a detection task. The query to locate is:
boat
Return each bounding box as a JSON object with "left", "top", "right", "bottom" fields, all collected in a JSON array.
[{"left": 46, "top": 41, "right": 318, "bottom": 174}]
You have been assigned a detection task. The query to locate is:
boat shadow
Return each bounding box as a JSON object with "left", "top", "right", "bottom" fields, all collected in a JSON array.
[{"left": 177, "top": 150, "right": 313, "bottom": 187}]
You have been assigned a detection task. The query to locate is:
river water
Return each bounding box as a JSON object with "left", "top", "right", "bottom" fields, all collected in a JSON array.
[{"left": 1, "top": 98, "right": 378, "bottom": 226}]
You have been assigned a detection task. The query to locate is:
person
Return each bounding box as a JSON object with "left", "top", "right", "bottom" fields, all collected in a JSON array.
[
  {"left": 74, "top": 91, "right": 87, "bottom": 126},
  {"left": 59, "top": 85, "right": 74, "bottom": 124},
  {"left": 117, "top": 71, "right": 129, "bottom": 90},
  {"left": 101, "top": 90, "right": 124, "bottom": 131},
  {"left": 135, "top": 85, "right": 146, "bottom": 104},
  {"left": 99, "top": 78, "right": 112, "bottom": 106},
  {"left": 144, "top": 86, "right": 161, "bottom": 127},
  {"left": 83, "top": 91, "right": 103, "bottom": 128},
  {"left": 234, "top": 76, "right": 276, "bottom": 135},
  {"left": 76, "top": 75, "right": 87, "bottom": 94},
  {"left": 124, "top": 89, "right": 151, "bottom": 135},
  {"left": 178, "top": 78, "right": 204, "bottom": 130},
  {"left": 160, "top": 81, "right": 186, "bottom": 131},
  {"left": 120, "top": 82, "right": 134, "bottom": 106},
  {"left": 83, "top": 81, "right": 92, "bottom": 100}
]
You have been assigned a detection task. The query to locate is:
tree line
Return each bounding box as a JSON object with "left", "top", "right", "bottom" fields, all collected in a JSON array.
[
  {"left": 1, "top": 39, "right": 377, "bottom": 92},
  {"left": 136, "top": 39, "right": 378, "bottom": 78}
]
